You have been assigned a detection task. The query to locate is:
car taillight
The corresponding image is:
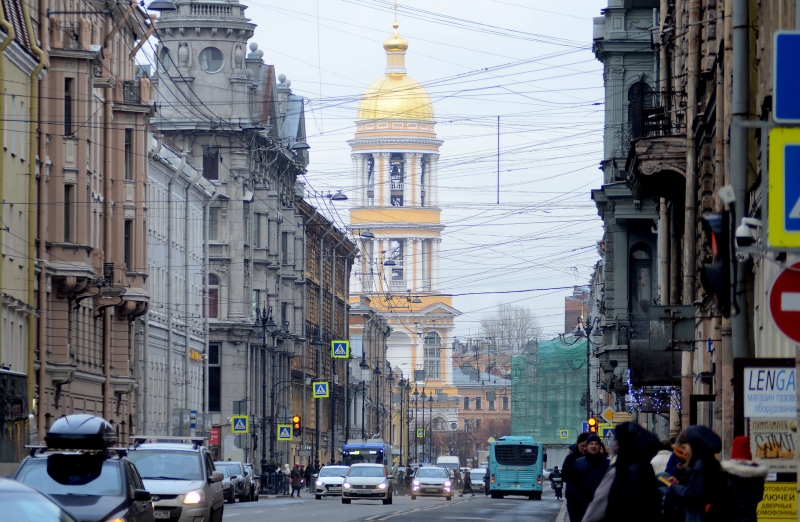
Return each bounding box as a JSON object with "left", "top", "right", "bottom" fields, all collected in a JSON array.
[
  {"left": 537, "top": 475, "right": 542, "bottom": 484},
  {"left": 491, "top": 474, "right": 495, "bottom": 484}
]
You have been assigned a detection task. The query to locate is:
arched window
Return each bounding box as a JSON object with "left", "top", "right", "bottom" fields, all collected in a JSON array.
[
  {"left": 433, "top": 417, "right": 445, "bottom": 431},
  {"left": 424, "top": 331, "right": 441, "bottom": 379},
  {"left": 206, "top": 274, "right": 219, "bottom": 318},
  {"left": 502, "top": 396, "right": 509, "bottom": 410},
  {"left": 628, "top": 81, "right": 653, "bottom": 139}
]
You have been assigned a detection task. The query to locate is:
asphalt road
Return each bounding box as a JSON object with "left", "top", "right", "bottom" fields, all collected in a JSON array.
[{"left": 222, "top": 489, "right": 563, "bottom": 522}]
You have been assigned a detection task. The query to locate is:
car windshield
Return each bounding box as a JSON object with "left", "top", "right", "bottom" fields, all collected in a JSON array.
[
  {"left": 215, "top": 462, "right": 243, "bottom": 475},
  {"left": 416, "top": 468, "right": 447, "bottom": 478},
  {"left": 15, "top": 458, "right": 123, "bottom": 496},
  {"left": 319, "top": 467, "right": 348, "bottom": 477},
  {"left": 127, "top": 451, "right": 204, "bottom": 481},
  {"left": 220, "top": 467, "right": 231, "bottom": 477},
  {"left": 347, "top": 467, "right": 385, "bottom": 477},
  {"left": 0, "top": 492, "right": 77, "bottom": 522}
]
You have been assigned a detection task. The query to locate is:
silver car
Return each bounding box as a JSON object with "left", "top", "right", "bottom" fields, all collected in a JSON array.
[
  {"left": 411, "top": 466, "right": 453, "bottom": 501},
  {"left": 127, "top": 439, "right": 224, "bottom": 522},
  {"left": 341, "top": 464, "right": 393, "bottom": 505},
  {"left": 314, "top": 465, "right": 349, "bottom": 499},
  {"left": 214, "top": 461, "right": 252, "bottom": 503}
]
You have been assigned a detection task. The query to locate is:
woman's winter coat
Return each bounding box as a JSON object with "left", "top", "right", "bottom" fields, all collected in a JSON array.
[
  {"left": 665, "top": 425, "right": 723, "bottom": 522},
  {"left": 719, "top": 460, "right": 768, "bottom": 522},
  {"left": 602, "top": 422, "right": 663, "bottom": 522},
  {"left": 290, "top": 468, "right": 302, "bottom": 488}
]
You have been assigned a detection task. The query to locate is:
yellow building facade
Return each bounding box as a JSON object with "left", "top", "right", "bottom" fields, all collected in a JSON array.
[{"left": 349, "top": 23, "right": 460, "bottom": 395}]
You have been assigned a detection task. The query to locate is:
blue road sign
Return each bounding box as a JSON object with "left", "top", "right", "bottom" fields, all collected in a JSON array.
[
  {"left": 313, "top": 381, "right": 330, "bottom": 399},
  {"left": 602, "top": 428, "right": 615, "bottom": 440},
  {"left": 786, "top": 145, "right": 800, "bottom": 231},
  {"left": 582, "top": 421, "right": 589, "bottom": 433},
  {"left": 331, "top": 340, "right": 350, "bottom": 359},
  {"left": 769, "top": 129, "right": 800, "bottom": 247},
  {"left": 231, "top": 415, "right": 249, "bottom": 434},
  {"left": 774, "top": 32, "right": 800, "bottom": 123},
  {"left": 277, "top": 425, "right": 292, "bottom": 441}
]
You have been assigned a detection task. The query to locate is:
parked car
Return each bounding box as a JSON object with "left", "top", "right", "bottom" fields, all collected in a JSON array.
[
  {"left": 214, "top": 461, "right": 252, "bottom": 502},
  {"left": 219, "top": 466, "right": 235, "bottom": 504},
  {"left": 13, "top": 414, "right": 156, "bottom": 522},
  {"left": 341, "top": 463, "right": 393, "bottom": 505},
  {"left": 243, "top": 464, "right": 259, "bottom": 500},
  {"left": 0, "top": 477, "right": 80, "bottom": 522},
  {"left": 469, "top": 468, "right": 487, "bottom": 487},
  {"left": 127, "top": 436, "right": 224, "bottom": 522},
  {"left": 314, "top": 465, "right": 349, "bottom": 499},
  {"left": 411, "top": 466, "right": 453, "bottom": 501}
]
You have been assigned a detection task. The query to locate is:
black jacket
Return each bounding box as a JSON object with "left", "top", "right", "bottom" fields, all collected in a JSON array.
[
  {"left": 603, "top": 422, "right": 663, "bottom": 522},
  {"left": 562, "top": 447, "right": 584, "bottom": 499},
  {"left": 719, "top": 460, "right": 768, "bottom": 522},
  {"left": 665, "top": 426, "right": 723, "bottom": 522},
  {"left": 568, "top": 452, "right": 610, "bottom": 509}
]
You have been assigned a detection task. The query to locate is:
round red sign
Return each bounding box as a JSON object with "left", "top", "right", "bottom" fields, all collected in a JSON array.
[{"left": 769, "top": 261, "right": 800, "bottom": 343}]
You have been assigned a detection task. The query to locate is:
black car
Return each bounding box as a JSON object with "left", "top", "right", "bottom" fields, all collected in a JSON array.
[{"left": 13, "top": 414, "right": 155, "bottom": 522}]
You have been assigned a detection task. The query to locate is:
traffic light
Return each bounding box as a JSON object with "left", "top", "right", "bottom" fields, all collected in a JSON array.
[
  {"left": 700, "top": 212, "right": 732, "bottom": 317},
  {"left": 587, "top": 417, "right": 597, "bottom": 434},
  {"left": 292, "top": 415, "right": 301, "bottom": 437}
]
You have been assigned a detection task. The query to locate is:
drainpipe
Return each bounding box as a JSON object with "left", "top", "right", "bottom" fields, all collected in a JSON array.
[
  {"left": 730, "top": 0, "right": 749, "bottom": 359},
  {"left": 36, "top": 0, "right": 49, "bottom": 439},
  {"left": 316, "top": 223, "right": 334, "bottom": 462},
  {"left": 343, "top": 251, "right": 355, "bottom": 443},
  {"left": 184, "top": 169, "right": 203, "bottom": 409},
  {"left": 681, "top": 0, "right": 701, "bottom": 429},
  {"left": 166, "top": 154, "right": 186, "bottom": 430},
  {"left": 330, "top": 235, "right": 346, "bottom": 459},
  {"left": 19, "top": 0, "right": 46, "bottom": 420},
  {"left": 0, "top": 0, "right": 14, "bottom": 405},
  {"left": 204, "top": 190, "right": 221, "bottom": 417},
  {"left": 301, "top": 208, "right": 317, "bottom": 455}
]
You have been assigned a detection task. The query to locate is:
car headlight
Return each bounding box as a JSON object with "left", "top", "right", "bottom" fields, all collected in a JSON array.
[
  {"left": 316, "top": 480, "right": 323, "bottom": 486},
  {"left": 106, "top": 518, "right": 125, "bottom": 522},
  {"left": 444, "top": 481, "right": 452, "bottom": 487},
  {"left": 377, "top": 482, "right": 387, "bottom": 489},
  {"left": 183, "top": 490, "right": 205, "bottom": 504},
  {"left": 343, "top": 482, "right": 351, "bottom": 488},
  {"left": 413, "top": 480, "right": 419, "bottom": 486}
]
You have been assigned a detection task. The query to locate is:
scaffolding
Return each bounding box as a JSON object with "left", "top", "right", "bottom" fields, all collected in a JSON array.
[{"left": 511, "top": 337, "right": 588, "bottom": 445}]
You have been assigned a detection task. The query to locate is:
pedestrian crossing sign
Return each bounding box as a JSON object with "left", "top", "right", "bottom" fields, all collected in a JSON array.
[
  {"left": 331, "top": 340, "right": 350, "bottom": 359},
  {"left": 416, "top": 428, "right": 425, "bottom": 438},
  {"left": 231, "top": 415, "right": 249, "bottom": 434},
  {"left": 559, "top": 429, "right": 570, "bottom": 439},
  {"left": 277, "top": 424, "right": 292, "bottom": 441},
  {"left": 313, "top": 381, "right": 330, "bottom": 399}
]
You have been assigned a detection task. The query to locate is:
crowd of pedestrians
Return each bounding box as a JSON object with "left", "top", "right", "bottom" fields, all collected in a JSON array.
[{"left": 561, "top": 423, "right": 768, "bottom": 522}]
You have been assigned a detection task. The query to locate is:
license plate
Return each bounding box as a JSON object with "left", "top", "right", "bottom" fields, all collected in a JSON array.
[
  {"left": 154, "top": 511, "right": 170, "bottom": 520},
  {"left": 329, "top": 487, "right": 341, "bottom": 491},
  {"left": 356, "top": 489, "right": 372, "bottom": 494},
  {"left": 426, "top": 488, "right": 439, "bottom": 493}
]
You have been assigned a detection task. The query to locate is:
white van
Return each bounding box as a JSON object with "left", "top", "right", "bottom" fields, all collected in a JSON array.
[{"left": 435, "top": 456, "right": 460, "bottom": 474}]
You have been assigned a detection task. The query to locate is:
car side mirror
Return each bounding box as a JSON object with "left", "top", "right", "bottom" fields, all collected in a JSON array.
[
  {"left": 210, "top": 471, "right": 224, "bottom": 483},
  {"left": 134, "top": 489, "right": 152, "bottom": 502}
]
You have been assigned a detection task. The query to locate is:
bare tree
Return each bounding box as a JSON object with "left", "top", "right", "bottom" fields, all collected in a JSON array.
[{"left": 480, "top": 303, "right": 541, "bottom": 352}]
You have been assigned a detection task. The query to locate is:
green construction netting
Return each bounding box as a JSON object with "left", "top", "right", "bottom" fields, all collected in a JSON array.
[{"left": 511, "top": 337, "right": 588, "bottom": 445}]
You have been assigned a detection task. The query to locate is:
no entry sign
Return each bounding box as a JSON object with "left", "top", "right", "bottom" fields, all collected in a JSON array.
[{"left": 769, "top": 261, "right": 800, "bottom": 342}]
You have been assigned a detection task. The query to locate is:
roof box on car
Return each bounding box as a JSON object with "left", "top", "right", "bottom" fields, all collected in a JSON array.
[{"left": 45, "top": 414, "right": 118, "bottom": 450}]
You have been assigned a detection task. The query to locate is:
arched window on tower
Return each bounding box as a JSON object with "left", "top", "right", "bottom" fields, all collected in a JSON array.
[
  {"left": 628, "top": 81, "right": 654, "bottom": 140},
  {"left": 424, "top": 331, "right": 441, "bottom": 379},
  {"left": 390, "top": 154, "right": 404, "bottom": 206}
]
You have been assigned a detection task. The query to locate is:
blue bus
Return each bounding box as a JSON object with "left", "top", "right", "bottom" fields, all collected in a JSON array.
[{"left": 488, "top": 436, "right": 544, "bottom": 500}]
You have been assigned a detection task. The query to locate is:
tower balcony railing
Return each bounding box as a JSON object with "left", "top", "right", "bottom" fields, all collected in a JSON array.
[
  {"left": 391, "top": 181, "right": 404, "bottom": 191},
  {"left": 389, "top": 279, "right": 406, "bottom": 290}
]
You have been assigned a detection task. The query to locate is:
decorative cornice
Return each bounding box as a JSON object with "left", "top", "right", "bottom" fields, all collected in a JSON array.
[{"left": 348, "top": 137, "right": 443, "bottom": 148}]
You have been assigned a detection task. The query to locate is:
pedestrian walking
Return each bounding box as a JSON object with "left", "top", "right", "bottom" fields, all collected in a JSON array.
[
  {"left": 664, "top": 425, "right": 723, "bottom": 522},
  {"left": 567, "top": 434, "right": 609, "bottom": 522},
  {"left": 282, "top": 464, "right": 291, "bottom": 495},
  {"left": 462, "top": 468, "right": 474, "bottom": 497},
  {"left": 651, "top": 439, "right": 675, "bottom": 474},
  {"left": 562, "top": 433, "right": 590, "bottom": 521},
  {"left": 290, "top": 463, "right": 303, "bottom": 497},
  {"left": 483, "top": 467, "right": 490, "bottom": 496},
  {"left": 453, "top": 468, "right": 462, "bottom": 492},
  {"left": 584, "top": 422, "right": 663, "bottom": 522},
  {"left": 719, "top": 436, "right": 768, "bottom": 522},
  {"left": 304, "top": 464, "right": 313, "bottom": 492}
]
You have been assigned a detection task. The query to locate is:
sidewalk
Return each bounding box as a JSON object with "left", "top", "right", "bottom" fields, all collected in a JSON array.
[{"left": 555, "top": 500, "right": 568, "bottom": 522}]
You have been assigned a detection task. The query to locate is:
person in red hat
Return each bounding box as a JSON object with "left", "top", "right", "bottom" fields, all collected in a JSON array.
[{"left": 720, "top": 436, "right": 767, "bottom": 522}]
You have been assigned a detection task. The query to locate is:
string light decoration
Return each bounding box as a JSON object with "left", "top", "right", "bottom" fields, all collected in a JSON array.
[{"left": 626, "top": 369, "right": 681, "bottom": 413}]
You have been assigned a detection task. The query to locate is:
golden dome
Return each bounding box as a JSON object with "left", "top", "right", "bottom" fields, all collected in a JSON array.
[
  {"left": 357, "top": 74, "right": 434, "bottom": 121},
  {"left": 383, "top": 22, "right": 408, "bottom": 52}
]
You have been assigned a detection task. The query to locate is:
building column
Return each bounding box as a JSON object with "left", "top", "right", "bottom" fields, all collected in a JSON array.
[
  {"left": 412, "top": 154, "right": 422, "bottom": 207},
  {"left": 351, "top": 154, "right": 361, "bottom": 206},
  {"left": 380, "top": 152, "right": 391, "bottom": 207},
  {"left": 431, "top": 239, "right": 440, "bottom": 292},
  {"left": 430, "top": 154, "right": 440, "bottom": 207},
  {"left": 413, "top": 238, "right": 422, "bottom": 293},
  {"left": 402, "top": 153, "right": 412, "bottom": 205}
]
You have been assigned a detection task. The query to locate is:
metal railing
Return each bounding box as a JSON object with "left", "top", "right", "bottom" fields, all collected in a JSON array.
[
  {"left": 123, "top": 81, "right": 140, "bottom": 105},
  {"left": 629, "top": 89, "right": 687, "bottom": 141}
]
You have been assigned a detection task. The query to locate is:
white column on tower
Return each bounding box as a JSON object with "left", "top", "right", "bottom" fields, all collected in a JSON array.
[
  {"left": 402, "top": 153, "right": 413, "bottom": 205},
  {"left": 413, "top": 238, "right": 422, "bottom": 292},
  {"left": 431, "top": 239, "right": 440, "bottom": 292},
  {"left": 351, "top": 154, "right": 361, "bottom": 206},
  {"left": 430, "top": 153, "right": 440, "bottom": 207},
  {"left": 412, "top": 153, "right": 422, "bottom": 207},
  {"left": 380, "top": 152, "right": 392, "bottom": 207},
  {"left": 359, "top": 154, "right": 368, "bottom": 206}
]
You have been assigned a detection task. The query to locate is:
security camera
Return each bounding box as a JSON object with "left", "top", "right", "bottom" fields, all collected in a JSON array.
[{"left": 735, "top": 217, "right": 762, "bottom": 251}]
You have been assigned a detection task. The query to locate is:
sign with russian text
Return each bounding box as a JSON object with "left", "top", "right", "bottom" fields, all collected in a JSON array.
[
  {"left": 757, "top": 482, "right": 797, "bottom": 521},
  {"left": 744, "top": 367, "right": 797, "bottom": 418},
  {"left": 749, "top": 419, "right": 798, "bottom": 473}
]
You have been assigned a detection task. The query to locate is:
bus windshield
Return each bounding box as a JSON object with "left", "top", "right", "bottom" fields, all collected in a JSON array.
[
  {"left": 342, "top": 448, "right": 385, "bottom": 466},
  {"left": 494, "top": 445, "right": 539, "bottom": 465}
]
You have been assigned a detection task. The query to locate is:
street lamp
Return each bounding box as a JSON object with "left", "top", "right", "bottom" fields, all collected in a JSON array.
[
  {"left": 412, "top": 388, "right": 419, "bottom": 462},
  {"left": 360, "top": 357, "right": 369, "bottom": 439},
  {"left": 255, "top": 304, "right": 279, "bottom": 494},
  {"left": 311, "top": 330, "right": 324, "bottom": 464},
  {"left": 374, "top": 362, "right": 382, "bottom": 433},
  {"left": 421, "top": 390, "right": 427, "bottom": 463},
  {"left": 428, "top": 394, "right": 433, "bottom": 463},
  {"left": 404, "top": 379, "right": 411, "bottom": 465},
  {"left": 386, "top": 372, "right": 395, "bottom": 446}
]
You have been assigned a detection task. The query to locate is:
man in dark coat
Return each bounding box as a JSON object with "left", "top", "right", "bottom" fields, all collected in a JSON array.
[
  {"left": 665, "top": 425, "right": 723, "bottom": 522},
  {"left": 568, "top": 434, "right": 609, "bottom": 522},
  {"left": 602, "top": 422, "right": 663, "bottom": 521},
  {"left": 562, "top": 431, "right": 589, "bottom": 516}
]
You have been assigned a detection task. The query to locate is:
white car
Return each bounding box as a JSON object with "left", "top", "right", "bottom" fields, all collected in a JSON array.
[
  {"left": 411, "top": 466, "right": 453, "bottom": 501},
  {"left": 315, "top": 465, "right": 349, "bottom": 499},
  {"left": 341, "top": 464, "right": 393, "bottom": 505}
]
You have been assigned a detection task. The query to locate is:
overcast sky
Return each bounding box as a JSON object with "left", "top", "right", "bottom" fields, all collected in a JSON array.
[
  {"left": 239, "top": 0, "right": 609, "bottom": 340},
  {"left": 147, "top": 0, "right": 609, "bottom": 339}
]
